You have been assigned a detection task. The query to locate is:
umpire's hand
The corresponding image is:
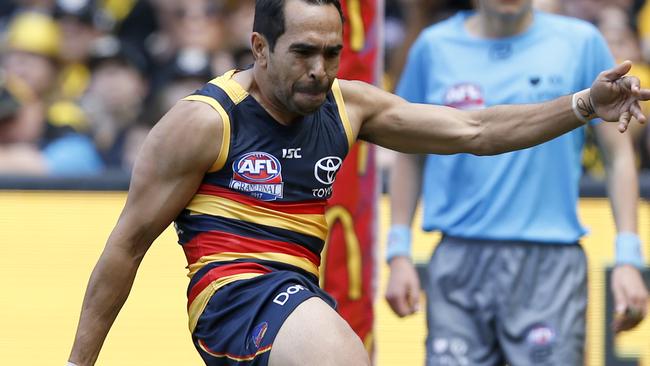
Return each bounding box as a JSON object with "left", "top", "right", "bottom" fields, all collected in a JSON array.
[
  {"left": 385, "top": 256, "right": 421, "bottom": 317},
  {"left": 611, "top": 264, "right": 649, "bottom": 333}
]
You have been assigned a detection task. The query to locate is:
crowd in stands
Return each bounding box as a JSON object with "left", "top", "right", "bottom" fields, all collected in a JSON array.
[
  {"left": 0, "top": 0, "right": 254, "bottom": 176},
  {"left": 1, "top": 0, "right": 650, "bottom": 178}
]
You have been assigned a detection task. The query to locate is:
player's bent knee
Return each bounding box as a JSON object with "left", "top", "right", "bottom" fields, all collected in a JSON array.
[{"left": 269, "top": 297, "right": 370, "bottom": 366}]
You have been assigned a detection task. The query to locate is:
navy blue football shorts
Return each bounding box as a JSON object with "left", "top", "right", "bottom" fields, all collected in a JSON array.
[{"left": 191, "top": 270, "right": 336, "bottom": 366}]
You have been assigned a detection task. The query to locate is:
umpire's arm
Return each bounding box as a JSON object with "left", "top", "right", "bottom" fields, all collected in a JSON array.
[{"left": 595, "top": 121, "right": 649, "bottom": 332}]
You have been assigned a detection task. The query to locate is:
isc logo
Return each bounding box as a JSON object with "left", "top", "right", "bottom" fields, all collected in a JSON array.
[{"left": 233, "top": 152, "right": 282, "bottom": 182}]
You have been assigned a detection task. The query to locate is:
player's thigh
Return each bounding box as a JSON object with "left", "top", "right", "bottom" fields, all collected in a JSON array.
[{"left": 269, "top": 297, "right": 370, "bottom": 366}]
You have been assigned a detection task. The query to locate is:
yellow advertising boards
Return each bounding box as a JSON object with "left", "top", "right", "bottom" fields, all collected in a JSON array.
[{"left": 0, "top": 192, "right": 647, "bottom": 365}]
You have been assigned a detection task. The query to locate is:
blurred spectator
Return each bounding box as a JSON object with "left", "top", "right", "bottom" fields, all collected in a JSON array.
[
  {"left": 223, "top": 0, "right": 254, "bottom": 52},
  {"left": 637, "top": 0, "right": 650, "bottom": 63},
  {"left": 597, "top": 6, "right": 646, "bottom": 67},
  {"left": 564, "top": 0, "right": 642, "bottom": 23},
  {"left": 596, "top": 5, "right": 650, "bottom": 170},
  {"left": 107, "top": 0, "right": 159, "bottom": 75},
  {"left": 0, "top": 1, "right": 18, "bottom": 31},
  {"left": 152, "top": 48, "right": 213, "bottom": 116},
  {"left": 564, "top": 0, "right": 607, "bottom": 22},
  {"left": 12, "top": 0, "right": 55, "bottom": 12},
  {"left": 53, "top": 0, "right": 108, "bottom": 100},
  {"left": 0, "top": 12, "right": 103, "bottom": 176},
  {"left": 3, "top": 11, "right": 60, "bottom": 99},
  {"left": 385, "top": 0, "right": 472, "bottom": 91},
  {"left": 81, "top": 36, "right": 149, "bottom": 171},
  {"left": 153, "top": 0, "right": 227, "bottom": 60}
]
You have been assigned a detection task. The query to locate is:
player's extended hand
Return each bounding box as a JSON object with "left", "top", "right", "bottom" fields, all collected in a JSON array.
[
  {"left": 611, "top": 264, "right": 649, "bottom": 333},
  {"left": 589, "top": 60, "right": 650, "bottom": 132},
  {"left": 385, "top": 256, "right": 421, "bottom": 317}
]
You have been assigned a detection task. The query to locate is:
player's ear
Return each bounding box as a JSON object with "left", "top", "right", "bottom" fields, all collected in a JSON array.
[{"left": 251, "top": 32, "right": 268, "bottom": 68}]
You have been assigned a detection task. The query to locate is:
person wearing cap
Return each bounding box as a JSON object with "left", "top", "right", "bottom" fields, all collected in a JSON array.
[
  {"left": 3, "top": 11, "right": 61, "bottom": 99},
  {"left": 0, "top": 71, "right": 104, "bottom": 176},
  {"left": 0, "top": 11, "right": 104, "bottom": 176}
]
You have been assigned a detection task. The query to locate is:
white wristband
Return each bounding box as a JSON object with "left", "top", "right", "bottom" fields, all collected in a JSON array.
[
  {"left": 66, "top": 362, "right": 78, "bottom": 366},
  {"left": 572, "top": 90, "right": 592, "bottom": 124}
]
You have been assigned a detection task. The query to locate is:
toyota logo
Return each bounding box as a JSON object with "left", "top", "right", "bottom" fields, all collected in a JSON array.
[{"left": 314, "top": 156, "right": 342, "bottom": 185}]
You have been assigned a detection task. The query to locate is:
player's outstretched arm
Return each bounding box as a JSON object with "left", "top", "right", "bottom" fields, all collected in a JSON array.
[
  {"left": 67, "top": 101, "right": 222, "bottom": 365},
  {"left": 342, "top": 61, "right": 649, "bottom": 155}
]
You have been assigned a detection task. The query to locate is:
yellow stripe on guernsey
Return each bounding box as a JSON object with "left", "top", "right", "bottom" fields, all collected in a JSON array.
[
  {"left": 209, "top": 70, "right": 249, "bottom": 104},
  {"left": 187, "top": 194, "right": 328, "bottom": 240},
  {"left": 187, "top": 252, "right": 320, "bottom": 279},
  {"left": 181, "top": 95, "right": 231, "bottom": 172},
  {"left": 188, "top": 273, "right": 262, "bottom": 333},
  {"left": 331, "top": 79, "right": 355, "bottom": 149}
]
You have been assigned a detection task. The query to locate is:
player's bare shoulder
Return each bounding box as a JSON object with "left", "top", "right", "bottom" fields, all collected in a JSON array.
[
  {"left": 171, "top": 99, "right": 224, "bottom": 137},
  {"left": 337, "top": 78, "right": 406, "bottom": 135},
  {"left": 142, "top": 99, "right": 224, "bottom": 174},
  {"left": 337, "top": 79, "right": 376, "bottom": 109}
]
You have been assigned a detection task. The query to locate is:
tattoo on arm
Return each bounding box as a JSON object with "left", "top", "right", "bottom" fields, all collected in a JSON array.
[{"left": 577, "top": 97, "right": 595, "bottom": 120}]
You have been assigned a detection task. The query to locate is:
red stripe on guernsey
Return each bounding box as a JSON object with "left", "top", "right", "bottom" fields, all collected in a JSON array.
[
  {"left": 188, "top": 263, "right": 271, "bottom": 306},
  {"left": 198, "top": 184, "right": 326, "bottom": 214},
  {"left": 184, "top": 230, "right": 321, "bottom": 266}
]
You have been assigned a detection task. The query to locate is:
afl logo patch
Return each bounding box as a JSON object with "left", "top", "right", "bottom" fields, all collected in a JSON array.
[
  {"left": 314, "top": 156, "right": 342, "bottom": 185},
  {"left": 233, "top": 152, "right": 282, "bottom": 182},
  {"left": 230, "top": 152, "right": 284, "bottom": 201}
]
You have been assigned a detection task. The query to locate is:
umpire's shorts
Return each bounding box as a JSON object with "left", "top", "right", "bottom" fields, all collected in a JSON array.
[{"left": 424, "top": 235, "right": 587, "bottom": 366}]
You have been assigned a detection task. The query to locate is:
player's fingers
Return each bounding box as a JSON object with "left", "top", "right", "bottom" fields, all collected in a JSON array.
[
  {"left": 602, "top": 60, "right": 632, "bottom": 82},
  {"left": 630, "top": 102, "right": 646, "bottom": 124},
  {"left": 621, "top": 75, "right": 641, "bottom": 92},
  {"left": 636, "top": 88, "right": 650, "bottom": 101},
  {"left": 618, "top": 111, "right": 631, "bottom": 133}
]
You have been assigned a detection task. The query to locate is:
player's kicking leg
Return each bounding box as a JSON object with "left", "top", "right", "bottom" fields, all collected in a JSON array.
[{"left": 269, "top": 297, "right": 371, "bottom": 366}]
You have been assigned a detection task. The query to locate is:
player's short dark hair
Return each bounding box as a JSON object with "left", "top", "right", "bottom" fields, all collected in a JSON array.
[{"left": 253, "top": 0, "right": 344, "bottom": 52}]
